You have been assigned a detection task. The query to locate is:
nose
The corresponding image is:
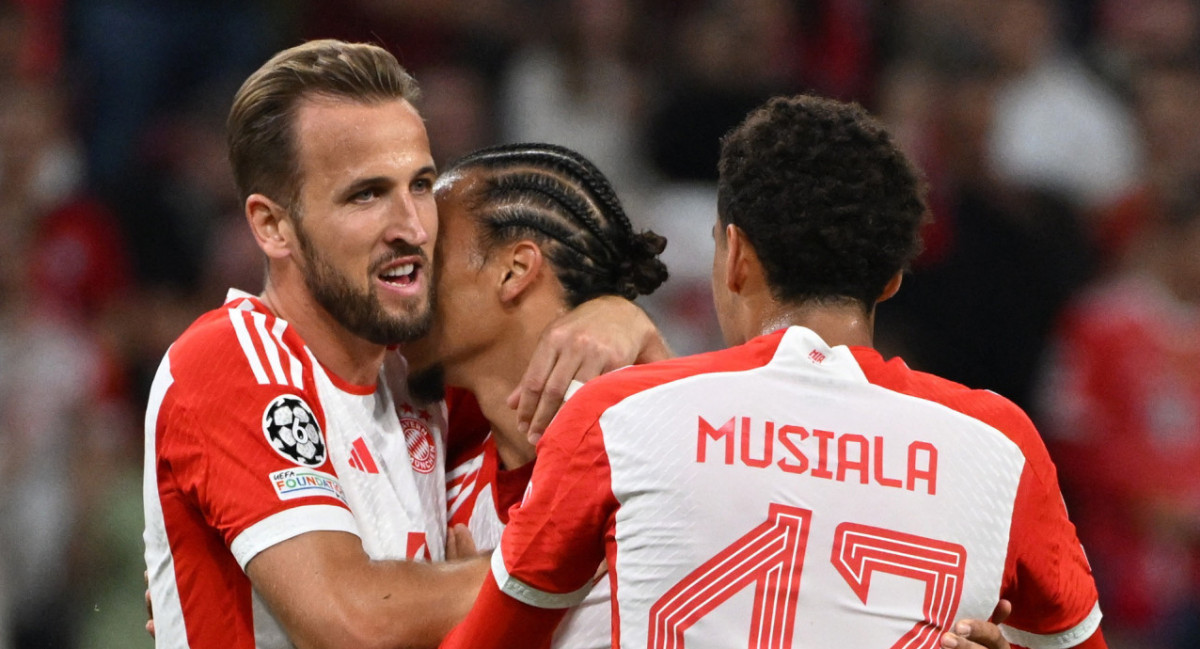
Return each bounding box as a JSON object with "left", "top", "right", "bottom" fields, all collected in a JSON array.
[{"left": 384, "top": 191, "right": 431, "bottom": 248}]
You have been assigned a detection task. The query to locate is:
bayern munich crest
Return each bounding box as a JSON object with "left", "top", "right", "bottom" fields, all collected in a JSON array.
[
  {"left": 262, "top": 395, "right": 327, "bottom": 467},
  {"left": 401, "top": 416, "right": 437, "bottom": 474}
]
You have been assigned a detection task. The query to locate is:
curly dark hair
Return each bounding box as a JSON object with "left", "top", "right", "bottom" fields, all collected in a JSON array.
[
  {"left": 717, "top": 94, "right": 927, "bottom": 308},
  {"left": 443, "top": 143, "right": 669, "bottom": 306}
]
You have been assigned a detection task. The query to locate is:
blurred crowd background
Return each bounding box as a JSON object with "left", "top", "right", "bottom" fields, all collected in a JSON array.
[{"left": 1, "top": 0, "right": 1198, "bottom": 647}]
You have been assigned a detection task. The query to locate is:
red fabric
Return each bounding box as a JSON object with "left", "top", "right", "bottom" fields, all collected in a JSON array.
[
  {"left": 151, "top": 297, "right": 349, "bottom": 648},
  {"left": 30, "top": 195, "right": 132, "bottom": 320},
  {"left": 440, "top": 572, "right": 560, "bottom": 649},
  {"left": 493, "top": 454, "right": 534, "bottom": 524},
  {"left": 851, "top": 347, "right": 1102, "bottom": 643},
  {"left": 444, "top": 387, "right": 490, "bottom": 467},
  {"left": 1041, "top": 275, "right": 1200, "bottom": 629}
]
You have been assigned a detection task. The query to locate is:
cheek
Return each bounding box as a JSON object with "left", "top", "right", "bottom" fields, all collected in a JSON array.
[
  {"left": 420, "top": 198, "right": 439, "bottom": 248},
  {"left": 314, "top": 218, "right": 375, "bottom": 259}
]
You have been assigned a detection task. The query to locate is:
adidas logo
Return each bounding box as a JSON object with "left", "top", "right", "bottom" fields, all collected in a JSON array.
[{"left": 347, "top": 437, "right": 379, "bottom": 474}]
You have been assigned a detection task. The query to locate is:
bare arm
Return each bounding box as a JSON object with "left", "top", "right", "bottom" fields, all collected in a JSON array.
[
  {"left": 246, "top": 531, "right": 488, "bottom": 649},
  {"left": 508, "top": 295, "right": 672, "bottom": 443}
]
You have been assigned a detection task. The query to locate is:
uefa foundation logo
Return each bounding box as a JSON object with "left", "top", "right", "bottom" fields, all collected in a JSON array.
[
  {"left": 262, "top": 394, "right": 327, "bottom": 467},
  {"left": 401, "top": 417, "right": 437, "bottom": 474}
]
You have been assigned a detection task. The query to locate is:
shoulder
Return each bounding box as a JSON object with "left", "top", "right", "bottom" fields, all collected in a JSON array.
[
  {"left": 851, "top": 347, "right": 1050, "bottom": 470},
  {"left": 168, "top": 299, "right": 309, "bottom": 392},
  {"left": 561, "top": 331, "right": 788, "bottom": 425}
]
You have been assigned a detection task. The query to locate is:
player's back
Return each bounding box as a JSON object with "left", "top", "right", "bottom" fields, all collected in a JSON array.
[{"left": 586, "top": 326, "right": 1099, "bottom": 648}]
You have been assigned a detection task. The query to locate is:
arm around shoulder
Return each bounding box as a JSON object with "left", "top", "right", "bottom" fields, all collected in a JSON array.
[{"left": 511, "top": 295, "right": 673, "bottom": 442}]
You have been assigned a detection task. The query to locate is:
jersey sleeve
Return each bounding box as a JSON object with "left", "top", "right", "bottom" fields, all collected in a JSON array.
[
  {"left": 999, "top": 413, "right": 1105, "bottom": 649},
  {"left": 443, "top": 397, "right": 616, "bottom": 648},
  {"left": 494, "top": 396, "right": 616, "bottom": 607},
  {"left": 158, "top": 311, "right": 358, "bottom": 569},
  {"left": 439, "top": 572, "right": 561, "bottom": 649}
]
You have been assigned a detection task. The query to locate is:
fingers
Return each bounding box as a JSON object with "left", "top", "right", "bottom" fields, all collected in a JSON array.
[
  {"left": 525, "top": 350, "right": 584, "bottom": 444},
  {"left": 990, "top": 599, "right": 1012, "bottom": 624},
  {"left": 940, "top": 619, "right": 1010, "bottom": 649},
  {"left": 510, "top": 346, "right": 560, "bottom": 440},
  {"left": 636, "top": 329, "right": 674, "bottom": 364},
  {"left": 144, "top": 571, "right": 156, "bottom": 639},
  {"left": 576, "top": 344, "right": 615, "bottom": 384},
  {"left": 446, "top": 525, "right": 459, "bottom": 560},
  {"left": 514, "top": 295, "right": 661, "bottom": 442},
  {"left": 523, "top": 351, "right": 607, "bottom": 443},
  {"left": 446, "top": 523, "right": 478, "bottom": 560}
]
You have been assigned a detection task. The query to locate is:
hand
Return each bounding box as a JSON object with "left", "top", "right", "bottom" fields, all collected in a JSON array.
[
  {"left": 446, "top": 523, "right": 479, "bottom": 560},
  {"left": 508, "top": 296, "right": 671, "bottom": 443},
  {"left": 940, "top": 599, "right": 1012, "bottom": 649},
  {"left": 145, "top": 570, "right": 156, "bottom": 639}
]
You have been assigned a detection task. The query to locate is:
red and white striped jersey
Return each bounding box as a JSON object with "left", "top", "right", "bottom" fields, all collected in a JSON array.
[
  {"left": 446, "top": 433, "right": 611, "bottom": 649},
  {"left": 446, "top": 326, "right": 1104, "bottom": 649},
  {"left": 144, "top": 290, "right": 448, "bottom": 649}
]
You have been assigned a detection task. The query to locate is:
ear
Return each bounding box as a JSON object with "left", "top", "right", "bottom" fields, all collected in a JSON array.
[
  {"left": 246, "top": 193, "right": 294, "bottom": 260},
  {"left": 497, "top": 240, "right": 546, "bottom": 305},
  {"left": 723, "top": 223, "right": 753, "bottom": 294},
  {"left": 876, "top": 271, "right": 904, "bottom": 303}
]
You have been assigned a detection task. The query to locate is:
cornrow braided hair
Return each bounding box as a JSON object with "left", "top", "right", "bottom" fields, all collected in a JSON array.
[{"left": 446, "top": 143, "right": 668, "bottom": 306}]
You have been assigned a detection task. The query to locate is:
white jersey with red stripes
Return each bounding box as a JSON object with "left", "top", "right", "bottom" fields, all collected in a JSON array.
[
  {"left": 143, "top": 289, "right": 448, "bottom": 649},
  {"left": 486, "top": 326, "right": 1103, "bottom": 649},
  {"left": 447, "top": 433, "right": 613, "bottom": 649}
]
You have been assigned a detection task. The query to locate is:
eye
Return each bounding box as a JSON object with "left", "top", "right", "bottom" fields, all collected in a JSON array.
[
  {"left": 412, "top": 177, "right": 434, "bottom": 194},
  {"left": 350, "top": 187, "right": 380, "bottom": 203}
]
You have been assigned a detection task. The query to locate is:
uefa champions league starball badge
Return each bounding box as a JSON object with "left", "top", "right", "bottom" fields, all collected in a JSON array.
[{"left": 262, "top": 395, "right": 328, "bottom": 467}]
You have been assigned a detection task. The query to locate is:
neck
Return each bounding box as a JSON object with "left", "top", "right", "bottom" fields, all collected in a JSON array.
[
  {"left": 447, "top": 304, "right": 563, "bottom": 469},
  {"left": 748, "top": 299, "right": 876, "bottom": 349},
  {"left": 259, "top": 274, "right": 388, "bottom": 386}
]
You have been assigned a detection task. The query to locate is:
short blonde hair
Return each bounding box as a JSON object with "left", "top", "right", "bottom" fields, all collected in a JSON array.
[{"left": 227, "top": 39, "right": 420, "bottom": 209}]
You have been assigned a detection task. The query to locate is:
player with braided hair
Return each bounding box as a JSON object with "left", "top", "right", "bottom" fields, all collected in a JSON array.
[
  {"left": 440, "top": 142, "right": 667, "bottom": 305},
  {"left": 394, "top": 142, "right": 668, "bottom": 649},
  {"left": 445, "top": 142, "right": 673, "bottom": 440}
]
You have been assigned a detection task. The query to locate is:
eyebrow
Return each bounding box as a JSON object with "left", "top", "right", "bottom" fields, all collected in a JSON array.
[
  {"left": 338, "top": 164, "right": 439, "bottom": 201},
  {"left": 339, "top": 176, "right": 395, "bottom": 201}
]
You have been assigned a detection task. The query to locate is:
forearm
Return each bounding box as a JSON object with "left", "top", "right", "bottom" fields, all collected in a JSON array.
[
  {"left": 248, "top": 532, "right": 489, "bottom": 649},
  {"left": 349, "top": 556, "right": 490, "bottom": 648}
]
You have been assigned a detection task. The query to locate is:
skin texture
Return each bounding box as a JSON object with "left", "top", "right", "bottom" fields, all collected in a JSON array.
[{"left": 248, "top": 96, "right": 438, "bottom": 385}]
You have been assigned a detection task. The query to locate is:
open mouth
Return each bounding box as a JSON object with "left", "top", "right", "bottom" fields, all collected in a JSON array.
[{"left": 379, "top": 261, "right": 419, "bottom": 287}]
